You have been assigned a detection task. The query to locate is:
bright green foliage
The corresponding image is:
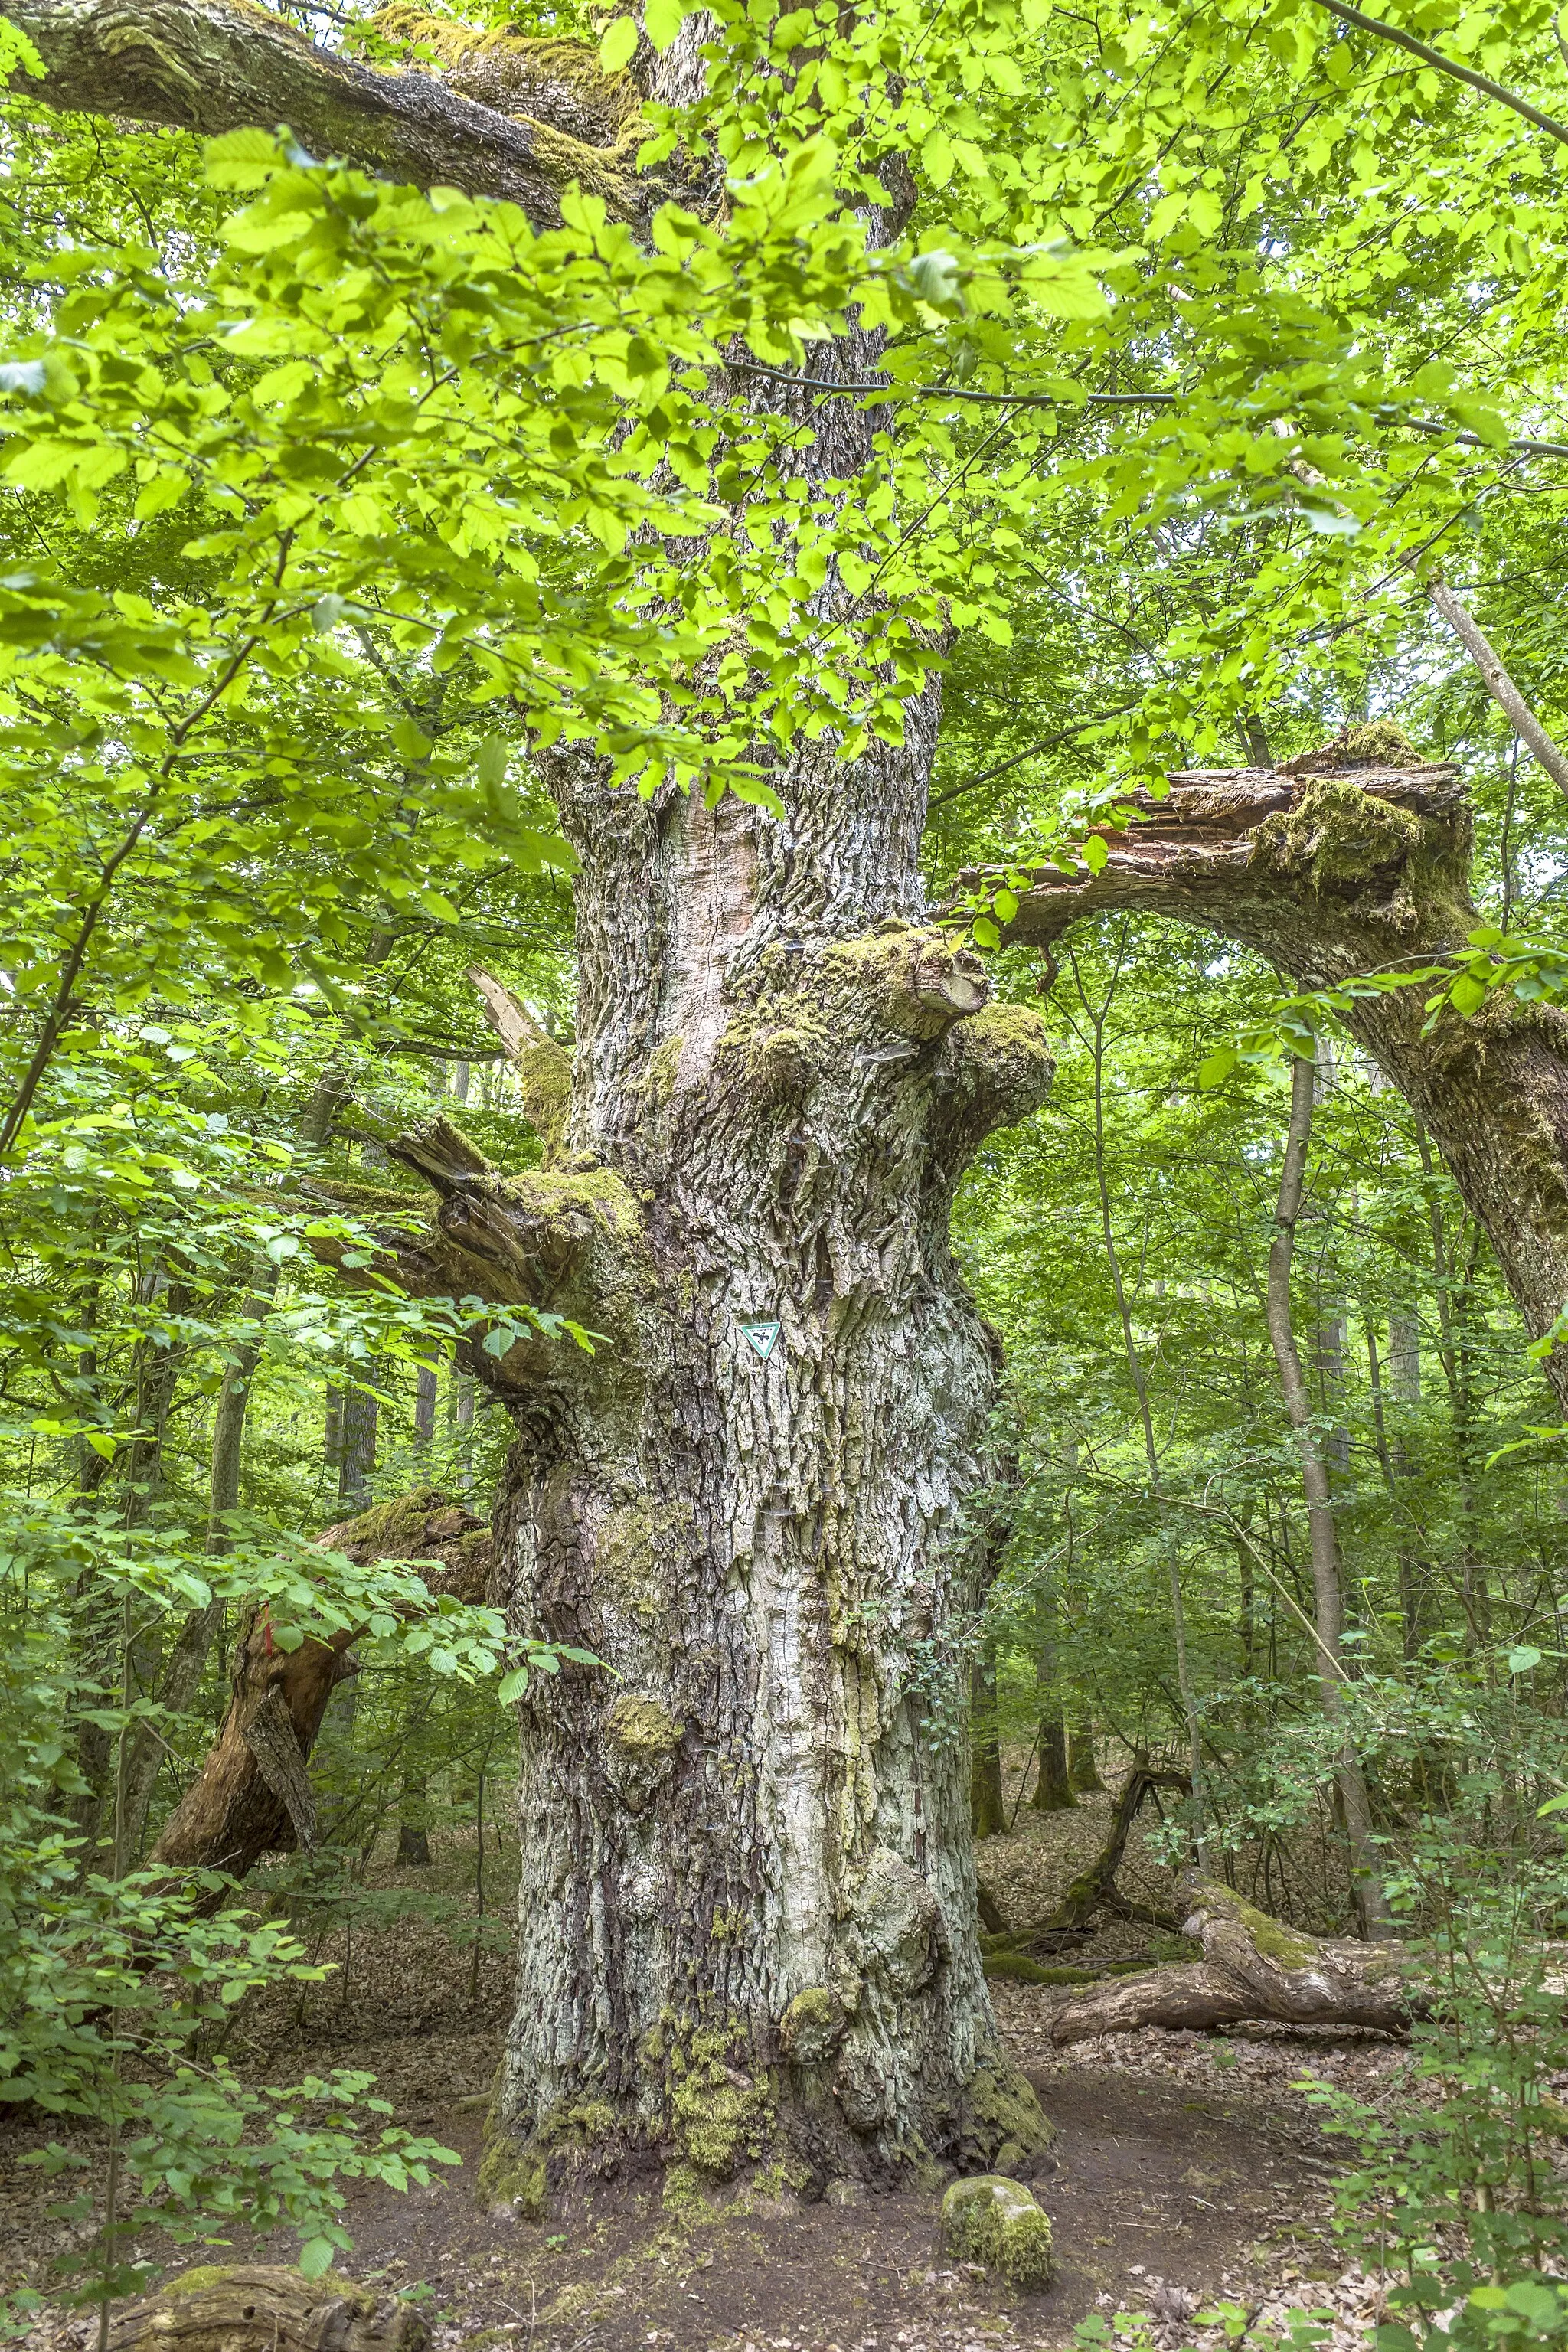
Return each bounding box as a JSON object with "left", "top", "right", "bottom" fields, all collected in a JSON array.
[
  {"left": 1310, "top": 1824, "right": 1568, "bottom": 2352},
  {"left": 0, "top": 0, "right": 1566, "bottom": 2318}
]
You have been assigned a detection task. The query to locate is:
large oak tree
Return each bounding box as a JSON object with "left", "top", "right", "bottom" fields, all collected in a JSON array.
[{"left": 9, "top": 0, "right": 1568, "bottom": 2213}]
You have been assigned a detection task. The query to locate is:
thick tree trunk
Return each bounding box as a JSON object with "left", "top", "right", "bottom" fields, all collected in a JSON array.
[
  {"left": 382, "top": 565, "right": 1057, "bottom": 2201},
  {"left": 998, "top": 751, "right": 1568, "bottom": 1410}
]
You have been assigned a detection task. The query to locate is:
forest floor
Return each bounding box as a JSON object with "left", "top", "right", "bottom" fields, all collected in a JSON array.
[{"left": 4, "top": 1787, "right": 1406, "bottom": 2352}]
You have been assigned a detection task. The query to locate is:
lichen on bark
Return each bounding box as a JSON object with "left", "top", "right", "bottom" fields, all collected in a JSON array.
[{"left": 380, "top": 636, "right": 1058, "bottom": 2200}]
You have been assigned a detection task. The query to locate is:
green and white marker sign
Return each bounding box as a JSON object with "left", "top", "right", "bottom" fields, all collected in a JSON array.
[{"left": 739, "top": 1320, "right": 781, "bottom": 1362}]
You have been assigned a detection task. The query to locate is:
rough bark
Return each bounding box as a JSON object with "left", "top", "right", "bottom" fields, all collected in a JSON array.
[
  {"left": 149, "top": 1491, "right": 491, "bottom": 1893},
  {"left": 337, "top": 1370, "right": 379, "bottom": 1509},
  {"left": 1033, "top": 1880, "right": 1424, "bottom": 2044},
  {"left": 2, "top": 0, "right": 647, "bottom": 227},
  {"left": 384, "top": 893, "right": 1057, "bottom": 2200},
  {"left": 993, "top": 750, "right": 1568, "bottom": 1409},
  {"left": 348, "top": 475, "right": 1058, "bottom": 2193}
]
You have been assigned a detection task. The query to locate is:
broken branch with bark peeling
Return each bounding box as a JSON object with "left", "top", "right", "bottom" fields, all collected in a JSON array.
[{"left": 1032, "top": 1879, "right": 1423, "bottom": 2043}]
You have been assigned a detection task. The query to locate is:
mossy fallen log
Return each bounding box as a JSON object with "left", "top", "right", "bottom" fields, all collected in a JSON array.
[
  {"left": 107, "top": 2265, "right": 427, "bottom": 2352},
  {"left": 1029, "top": 1882, "right": 1424, "bottom": 2043}
]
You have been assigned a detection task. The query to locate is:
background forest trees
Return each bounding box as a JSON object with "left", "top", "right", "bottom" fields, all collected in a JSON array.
[{"left": 2, "top": 0, "right": 1568, "bottom": 2324}]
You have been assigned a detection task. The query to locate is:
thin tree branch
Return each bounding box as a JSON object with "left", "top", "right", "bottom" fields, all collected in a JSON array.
[
  {"left": 928, "top": 705, "right": 1141, "bottom": 809},
  {"left": 1427, "top": 577, "right": 1568, "bottom": 799},
  {"left": 731, "top": 361, "right": 1568, "bottom": 460},
  {"left": 1307, "top": 0, "right": 1568, "bottom": 151}
]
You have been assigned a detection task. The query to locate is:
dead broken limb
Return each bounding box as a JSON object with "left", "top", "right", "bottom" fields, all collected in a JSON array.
[{"left": 1032, "top": 1880, "right": 1423, "bottom": 2044}]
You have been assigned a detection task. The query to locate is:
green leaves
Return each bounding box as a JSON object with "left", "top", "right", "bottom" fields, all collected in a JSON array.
[{"left": 599, "top": 15, "right": 639, "bottom": 71}]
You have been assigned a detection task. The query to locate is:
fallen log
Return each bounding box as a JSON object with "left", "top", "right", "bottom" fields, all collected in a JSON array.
[
  {"left": 108, "top": 2264, "right": 426, "bottom": 2352},
  {"left": 150, "top": 1491, "right": 492, "bottom": 1900},
  {"left": 1031, "top": 1881, "right": 1424, "bottom": 2043}
]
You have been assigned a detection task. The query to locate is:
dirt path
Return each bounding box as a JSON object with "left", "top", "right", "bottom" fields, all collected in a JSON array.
[
  {"left": 91, "top": 2056, "right": 1340, "bottom": 2352},
  {"left": 8, "top": 1805, "right": 1390, "bottom": 2351}
]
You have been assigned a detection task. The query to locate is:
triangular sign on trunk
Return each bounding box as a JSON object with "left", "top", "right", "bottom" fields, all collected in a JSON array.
[{"left": 739, "top": 1320, "right": 781, "bottom": 1362}]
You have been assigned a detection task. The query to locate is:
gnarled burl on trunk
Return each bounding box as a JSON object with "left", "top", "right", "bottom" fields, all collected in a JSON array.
[{"left": 373, "top": 808, "right": 1057, "bottom": 2206}]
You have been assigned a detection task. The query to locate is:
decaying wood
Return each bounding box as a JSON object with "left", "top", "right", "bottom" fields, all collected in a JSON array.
[
  {"left": 108, "top": 2263, "right": 427, "bottom": 2352},
  {"left": 2, "top": 0, "right": 647, "bottom": 227},
  {"left": 241, "top": 1684, "right": 318, "bottom": 1852},
  {"left": 150, "top": 1491, "right": 491, "bottom": 1894},
  {"left": 991, "top": 746, "right": 1568, "bottom": 1407},
  {"left": 468, "top": 966, "right": 573, "bottom": 1162},
  {"left": 988, "top": 1762, "right": 1191, "bottom": 1955},
  {"left": 1033, "top": 1881, "right": 1424, "bottom": 2044}
]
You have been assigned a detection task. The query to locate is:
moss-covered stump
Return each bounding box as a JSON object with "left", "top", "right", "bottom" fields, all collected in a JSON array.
[
  {"left": 940, "top": 2176, "right": 1055, "bottom": 2288},
  {"left": 107, "top": 2266, "right": 427, "bottom": 2352}
]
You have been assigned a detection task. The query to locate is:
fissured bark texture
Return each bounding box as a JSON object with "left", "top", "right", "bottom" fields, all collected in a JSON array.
[
  {"left": 403, "top": 376, "right": 1054, "bottom": 2195},
  {"left": 462, "top": 854, "right": 1053, "bottom": 2189}
]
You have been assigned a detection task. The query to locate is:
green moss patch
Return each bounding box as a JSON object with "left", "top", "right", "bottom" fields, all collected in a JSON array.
[
  {"left": 941, "top": 2174, "right": 1054, "bottom": 2288},
  {"left": 606, "top": 1693, "right": 683, "bottom": 1757},
  {"left": 667, "top": 2020, "right": 775, "bottom": 2179},
  {"left": 982, "top": 1952, "right": 1100, "bottom": 1986},
  {"left": 957, "top": 2049, "right": 1055, "bottom": 2180}
]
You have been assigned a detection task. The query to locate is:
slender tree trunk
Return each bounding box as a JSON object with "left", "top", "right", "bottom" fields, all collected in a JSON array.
[
  {"left": 337, "top": 1372, "right": 379, "bottom": 1508},
  {"left": 1067, "top": 1723, "right": 1106, "bottom": 1794},
  {"left": 1069, "top": 942, "right": 1205, "bottom": 1851},
  {"left": 1266, "top": 1053, "right": 1391, "bottom": 1939},
  {"left": 1427, "top": 579, "right": 1568, "bottom": 799},
  {"left": 396, "top": 1771, "right": 431, "bottom": 1866},
  {"left": 452, "top": 1373, "right": 474, "bottom": 1497},
  {"left": 1031, "top": 1591, "right": 1074, "bottom": 1813},
  {"left": 119, "top": 1067, "right": 349, "bottom": 1860},
  {"left": 970, "top": 1645, "right": 1006, "bottom": 1838},
  {"left": 413, "top": 1363, "right": 438, "bottom": 1452},
  {"left": 1367, "top": 1315, "right": 1430, "bottom": 1666}
]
